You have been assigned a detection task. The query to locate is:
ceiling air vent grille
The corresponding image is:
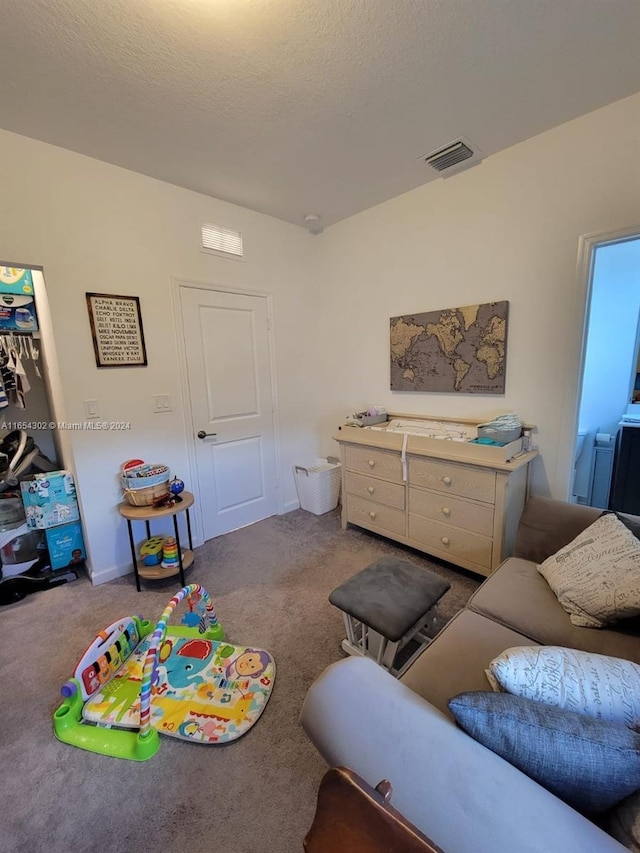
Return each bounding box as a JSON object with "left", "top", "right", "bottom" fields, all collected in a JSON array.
[
  {"left": 420, "top": 137, "right": 481, "bottom": 177},
  {"left": 201, "top": 223, "right": 244, "bottom": 258}
]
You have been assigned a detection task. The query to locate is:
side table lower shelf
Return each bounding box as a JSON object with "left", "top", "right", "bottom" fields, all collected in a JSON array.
[
  {"left": 117, "top": 491, "right": 195, "bottom": 591},
  {"left": 137, "top": 550, "right": 194, "bottom": 581}
]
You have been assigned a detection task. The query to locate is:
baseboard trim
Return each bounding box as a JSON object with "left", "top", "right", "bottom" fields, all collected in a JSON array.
[
  {"left": 90, "top": 562, "right": 132, "bottom": 586},
  {"left": 281, "top": 499, "right": 300, "bottom": 514}
]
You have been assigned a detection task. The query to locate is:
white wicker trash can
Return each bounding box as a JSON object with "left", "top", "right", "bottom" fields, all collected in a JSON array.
[{"left": 293, "top": 458, "right": 342, "bottom": 515}]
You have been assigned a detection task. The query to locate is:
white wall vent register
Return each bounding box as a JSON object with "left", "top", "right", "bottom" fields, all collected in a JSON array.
[{"left": 201, "top": 223, "right": 244, "bottom": 258}]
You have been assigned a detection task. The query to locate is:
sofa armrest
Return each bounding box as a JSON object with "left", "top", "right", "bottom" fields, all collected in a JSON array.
[{"left": 301, "top": 657, "right": 626, "bottom": 853}]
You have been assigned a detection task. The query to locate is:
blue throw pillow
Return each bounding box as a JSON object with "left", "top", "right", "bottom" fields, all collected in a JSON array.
[{"left": 448, "top": 691, "right": 640, "bottom": 814}]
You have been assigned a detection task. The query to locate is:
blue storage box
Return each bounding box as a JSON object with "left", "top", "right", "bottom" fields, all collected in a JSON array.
[
  {"left": 20, "top": 470, "right": 80, "bottom": 529},
  {"left": 45, "top": 521, "right": 86, "bottom": 570}
]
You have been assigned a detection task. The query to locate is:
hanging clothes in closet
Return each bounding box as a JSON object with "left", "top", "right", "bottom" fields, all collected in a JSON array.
[{"left": 0, "top": 333, "right": 40, "bottom": 410}]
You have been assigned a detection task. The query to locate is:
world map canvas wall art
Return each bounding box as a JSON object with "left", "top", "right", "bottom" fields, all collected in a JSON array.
[{"left": 390, "top": 301, "right": 508, "bottom": 394}]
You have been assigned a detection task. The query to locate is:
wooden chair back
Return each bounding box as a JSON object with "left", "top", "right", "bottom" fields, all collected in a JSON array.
[{"left": 304, "top": 766, "right": 445, "bottom": 853}]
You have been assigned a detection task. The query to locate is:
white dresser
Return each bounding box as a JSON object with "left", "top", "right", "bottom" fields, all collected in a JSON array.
[{"left": 335, "top": 419, "right": 537, "bottom": 577}]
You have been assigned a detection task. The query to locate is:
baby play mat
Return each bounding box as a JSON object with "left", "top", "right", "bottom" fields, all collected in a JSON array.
[
  {"left": 55, "top": 585, "right": 276, "bottom": 759},
  {"left": 83, "top": 633, "right": 275, "bottom": 743}
]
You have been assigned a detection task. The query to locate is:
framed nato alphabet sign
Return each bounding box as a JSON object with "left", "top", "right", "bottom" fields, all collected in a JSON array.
[{"left": 86, "top": 292, "right": 148, "bottom": 367}]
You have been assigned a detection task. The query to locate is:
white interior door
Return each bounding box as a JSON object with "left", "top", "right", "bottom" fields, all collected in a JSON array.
[{"left": 180, "top": 286, "right": 278, "bottom": 540}]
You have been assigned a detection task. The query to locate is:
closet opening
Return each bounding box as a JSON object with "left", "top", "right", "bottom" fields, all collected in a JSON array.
[{"left": 0, "top": 263, "right": 83, "bottom": 604}]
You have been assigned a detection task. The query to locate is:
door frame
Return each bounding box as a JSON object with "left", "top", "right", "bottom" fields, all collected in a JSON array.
[
  {"left": 560, "top": 224, "right": 640, "bottom": 501},
  {"left": 171, "top": 276, "right": 282, "bottom": 545}
]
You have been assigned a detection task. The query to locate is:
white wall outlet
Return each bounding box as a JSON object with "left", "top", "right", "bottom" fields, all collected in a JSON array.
[
  {"left": 153, "top": 394, "right": 172, "bottom": 413},
  {"left": 84, "top": 399, "right": 99, "bottom": 419}
]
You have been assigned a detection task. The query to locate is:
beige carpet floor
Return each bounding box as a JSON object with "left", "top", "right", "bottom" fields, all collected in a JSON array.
[{"left": 0, "top": 508, "right": 479, "bottom": 853}]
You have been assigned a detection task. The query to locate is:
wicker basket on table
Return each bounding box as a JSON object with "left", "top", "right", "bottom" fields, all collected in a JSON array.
[{"left": 122, "top": 465, "right": 171, "bottom": 507}]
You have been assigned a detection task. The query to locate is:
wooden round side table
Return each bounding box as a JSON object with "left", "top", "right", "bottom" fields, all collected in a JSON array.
[{"left": 118, "top": 491, "right": 195, "bottom": 591}]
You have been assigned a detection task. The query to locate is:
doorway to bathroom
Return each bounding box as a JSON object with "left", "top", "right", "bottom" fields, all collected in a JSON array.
[{"left": 572, "top": 231, "right": 640, "bottom": 508}]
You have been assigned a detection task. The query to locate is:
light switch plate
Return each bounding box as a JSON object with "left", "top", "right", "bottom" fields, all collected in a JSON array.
[
  {"left": 84, "top": 399, "right": 99, "bottom": 419},
  {"left": 153, "top": 394, "right": 172, "bottom": 413}
]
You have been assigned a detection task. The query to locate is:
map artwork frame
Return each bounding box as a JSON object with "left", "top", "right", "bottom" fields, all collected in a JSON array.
[{"left": 390, "top": 301, "right": 509, "bottom": 394}]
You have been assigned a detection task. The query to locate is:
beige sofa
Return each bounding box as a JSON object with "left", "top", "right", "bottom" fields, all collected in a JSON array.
[{"left": 301, "top": 496, "right": 640, "bottom": 852}]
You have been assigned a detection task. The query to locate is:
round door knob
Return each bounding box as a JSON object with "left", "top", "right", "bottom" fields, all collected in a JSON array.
[
  {"left": 441, "top": 536, "right": 450, "bottom": 545},
  {"left": 367, "top": 486, "right": 375, "bottom": 494},
  {"left": 368, "top": 459, "right": 376, "bottom": 467},
  {"left": 442, "top": 507, "right": 450, "bottom": 516},
  {"left": 369, "top": 511, "right": 377, "bottom": 519},
  {"left": 442, "top": 476, "right": 452, "bottom": 485}
]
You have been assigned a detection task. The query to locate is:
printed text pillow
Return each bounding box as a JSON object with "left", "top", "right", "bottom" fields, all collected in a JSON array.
[
  {"left": 537, "top": 513, "right": 640, "bottom": 628},
  {"left": 488, "top": 645, "right": 640, "bottom": 729}
]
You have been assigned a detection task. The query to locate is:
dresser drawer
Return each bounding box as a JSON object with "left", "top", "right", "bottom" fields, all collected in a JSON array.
[
  {"left": 345, "top": 446, "right": 404, "bottom": 483},
  {"left": 347, "top": 496, "right": 406, "bottom": 537},
  {"left": 409, "top": 515, "right": 493, "bottom": 569},
  {"left": 409, "top": 488, "right": 493, "bottom": 537},
  {"left": 346, "top": 471, "right": 405, "bottom": 510},
  {"left": 409, "top": 457, "right": 495, "bottom": 503}
]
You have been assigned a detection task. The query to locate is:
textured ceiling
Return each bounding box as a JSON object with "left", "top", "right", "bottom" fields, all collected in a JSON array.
[{"left": 1, "top": 0, "right": 639, "bottom": 228}]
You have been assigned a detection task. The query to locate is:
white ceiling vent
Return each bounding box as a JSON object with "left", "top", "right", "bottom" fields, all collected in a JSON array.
[
  {"left": 420, "top": 137, "right": 482, "bottom": 178},
  {"left": 201, "top": 223, "right": 244, "bottom": 259}
]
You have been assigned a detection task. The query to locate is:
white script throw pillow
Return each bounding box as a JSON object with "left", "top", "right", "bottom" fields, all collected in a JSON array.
[
  {"left": 489, "top": 645, "right": 640, "bottom": 730},
  {"left": 537, "top": 512, "right": 640, "bottom": 627}
]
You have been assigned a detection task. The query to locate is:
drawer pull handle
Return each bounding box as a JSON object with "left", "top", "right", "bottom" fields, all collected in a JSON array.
[
  {"left": 442, "top": 476, "right": 452, "bottom": 486},
  {"left": 369, "top": 511, "right": 377, "bottom": 519},
  {"left": 368, "top": 459, "right": 376, "bottom": 468},
  {"left": 442, "top": 507, "right": 450, "bottom": 516},
  {"left": 367, "top": 486, "right": 375, "bottom": 494},
  {"left": 441, "top": 536, "right": 450, "bottom": 546}
]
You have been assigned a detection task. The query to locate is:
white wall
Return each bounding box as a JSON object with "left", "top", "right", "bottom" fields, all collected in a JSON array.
[
  {"left": 315, "top": 93, "right": 640, "bottom": 500},
  {"left": 0, "top": 130, "right": 322, "bottom": 583}
]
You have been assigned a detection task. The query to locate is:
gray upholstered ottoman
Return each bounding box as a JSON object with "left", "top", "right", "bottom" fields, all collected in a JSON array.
[{"left": 329, "top": 556, "right": 451, "bottom": 677}]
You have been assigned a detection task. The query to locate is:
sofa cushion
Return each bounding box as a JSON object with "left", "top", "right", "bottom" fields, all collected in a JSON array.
[
  {"left": 514, "top": 495, "right": 601, "bottom": 563},
  {"left": 468, "top": 558, "right": 640, "bottom": 663},
  {"left": 448, "top": 691, "right": 640, "bottom": 814},
  {"left": 399, "top": 609, "right": 538, "bottom": 717},
  {"left": 488, "top": 645, "right": 640, "bottom": 729},
  {"left": 537, "top": 513, "right": 640, "bottom": 628}
]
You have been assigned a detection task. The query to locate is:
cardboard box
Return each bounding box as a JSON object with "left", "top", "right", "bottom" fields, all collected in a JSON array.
[
  {"left": 0, "top": 266, "right": 34, "bottom": 295},
  {"left": 0, "top": 293, "right": 38, "bottom": 331},
  {"left": 20, "top": 470, "right": 80, "bottom": 529},
  {"left": 45, "top": 521, "right": 86, "bottom": 571}
]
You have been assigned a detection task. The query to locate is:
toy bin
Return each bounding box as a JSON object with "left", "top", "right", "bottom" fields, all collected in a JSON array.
[{"left": 293, "top": 458, "right": 342, "bottom": 515}]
